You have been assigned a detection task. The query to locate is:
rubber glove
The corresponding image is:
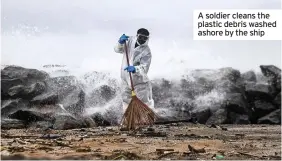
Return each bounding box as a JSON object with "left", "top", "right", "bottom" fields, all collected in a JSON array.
[
  {"left": 124, "top": 66, "right": 136, "bottom": 73},
  {"left": 118, "top": 34, "right": 129, "bottom": 44}
]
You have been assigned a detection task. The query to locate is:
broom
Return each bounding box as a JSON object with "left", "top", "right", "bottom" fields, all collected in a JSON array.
[{"left": 120, "top": 41, "right": 158, "bottom": 130}]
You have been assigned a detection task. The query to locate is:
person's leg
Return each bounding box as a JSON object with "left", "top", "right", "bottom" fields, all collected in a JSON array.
[{"left": 135, "top": 81, "right": 155, "bottom": 110}]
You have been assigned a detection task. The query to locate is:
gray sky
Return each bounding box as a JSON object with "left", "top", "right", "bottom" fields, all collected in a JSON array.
[{"left": 1, "top": 0, "right": 281, "bottom": 78}]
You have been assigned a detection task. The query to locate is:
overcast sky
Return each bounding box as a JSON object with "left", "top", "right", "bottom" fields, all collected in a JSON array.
[{"left": 1, "top": 0, "right": 281, "bottom": 78}]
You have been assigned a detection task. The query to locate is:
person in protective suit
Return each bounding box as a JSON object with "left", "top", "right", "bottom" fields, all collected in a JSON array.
[{"left": 114, "top": 28, "right": 154, "bottom": 112}]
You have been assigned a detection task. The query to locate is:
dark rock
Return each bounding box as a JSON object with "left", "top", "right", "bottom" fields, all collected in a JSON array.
[
  {"left": 242, "top": 70, "right": 257, "bottom": 82},
  {"left": 8, "top": 110, "right": 53, "bottom": 123},
  {"left": 152, "top": 79, "right": 174, "bottom": 106},
  {"left": 257, "top": 109, "right": 281, "bottom": 124},
  {"left": 224, "top": 93, "right": 249, "bottom": 114},
  {"left": 260, "top": 65, "right": 281, "bottom": 79},
  {"left": 7, "top": 82, "right": 46, "bottom": 99},
  {"left": 1, "top": 119, "right": 26, "bottom": 129},
  {"left": 86, "top": 85, "right": 116, "bottom": 107},
  {"left": 28, "top": 121, "right": 53, "bottom": 129},
  {"left": 1, "top": 65, "right": 49, "bottom": 81},
  {"left": 180, "top": 78, "right": 214, "bottom": 99},
  {"left": 228, "top": 112, "right": 250, "bottom": 124},
  {"left": 190, "top": 108, "right": 211, "bottom": 124},
  {"left": 245, "top": 82, "right": 275, "bottom": 101},
  {"left": 1, "top": 78, "right": 24, "bottom": 100},
  {"left": 32, "top": 76, "right": 86, "bottom": 116},
  {"left": 218, "top": 67, "right": 241, "bottom": 83},
  {"left": 90, "top": 113, "right": 111, "bottom": 126},
  {"left": 31, "top": 92, "right": 59, "bottom": 104},
  {"left": 206, "top": 108, "right": 228, "bottom": 125},
  {"left": 273, "top": 93, "right": 281, "bottom": 107},
  {"left": 260, "top": 65, "right": 281, "bottom": 92},
  {"left": 1, "top": 99, "right": 29, "bottom": 117},
  {"left": 53, "top": 114, "right": 86, "bottom": 130},
  {"left": 214, "top": 79, "right": 243, "bottom": 94},
  {"left": 1, "top": 66, "right": 49, "bottom": 99},
  {"left": 82, "top": 117, "right": 96, "bottom": 128},
  {"left": 254, "top": 100, "right": 277, "bottom": 112}
]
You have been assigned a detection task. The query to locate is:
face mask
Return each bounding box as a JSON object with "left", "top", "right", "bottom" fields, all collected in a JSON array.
[{"left": 137, "top": 34, "right": 149, "bottom": 45}]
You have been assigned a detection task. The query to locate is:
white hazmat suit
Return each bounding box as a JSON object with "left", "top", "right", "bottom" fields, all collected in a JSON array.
[{"left": 114, "top": 36, "right": 154, "bottom": 112}]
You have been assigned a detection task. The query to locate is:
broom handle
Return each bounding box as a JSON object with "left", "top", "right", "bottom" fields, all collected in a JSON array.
[{"left": 124, "top": 42, "right": 135, "bottom": 91}]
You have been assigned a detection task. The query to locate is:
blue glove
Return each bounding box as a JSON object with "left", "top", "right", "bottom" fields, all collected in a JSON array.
[
  {"left": 124, "top": 66, "right": 136, "bottom": 73},
  {"left": 118, "top": 34, "right": 129, "bottom": 44}
]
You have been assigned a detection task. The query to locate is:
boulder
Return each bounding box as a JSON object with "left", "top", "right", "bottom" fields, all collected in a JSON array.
[
  {"left": 257, "top": 109, "right": 281, "bottom": 124},
  {"left": 8, "top": 110, "right": 54, "bottom": 123},
  {"left": 260, "top": 65, "right": 281, "bottom": 92},
  {"left": 245, "top": 82, "right": 275, "bottom": 101},
  {"left": 31, "top": 76, "right": 86, "bottom": 116},
  {"left": 206, "top": 108, "right": 228, "bottom": 125},
  {"left": 224, "top": 93, "right": 249, "bottom": 114},
  {"left": 190, "top": 108, "right": 211, "bottom": 124},
  {"left": 273, "top": 92, "right": 281, "bottom": 108},
  {"left": 86, "top": 85, "right": 116, "bottom": 107},
  {"left": 214, "top": 79, "right": 243, "bottom": 94},
  {"left": 90, "top": 113, "right": 111, "bottom": 126},
  {"left": 1, "top": 119, "right": 26, "bottom": 129},
  {"left": 7, "top": 82, "right": 46, "bottom": 99},
  {"left": 1, "top": 66, "right": 49, "bottom": 99},
  {"left": 53, "top": 114, "right": 86, "bottom": 130},
  {"left": 28, "top": 121, "right": 53, "bottom": 129},
  {"left": 1, "top": 99, "right": 29, "bottom": 117},
  {"left": 254, "top": 100, "right": 276, "bottom": 112},
  {"left": 228, "top": 112, "right": 250, "bottom": 124},
  {"left": 218, "top": 67, "right": 241, "bottom": 83},
  {"left": 241, "top": 70, "right": 257, "bottom": 82}
]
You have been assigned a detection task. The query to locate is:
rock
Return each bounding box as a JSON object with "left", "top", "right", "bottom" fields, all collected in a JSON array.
[
  {"left": 214, "top": 79, "right": 243, "bottom": 94},
  {"left": 28, "top": 121, "right": 53, "bottom": 129},
  {"left": 273, "top": 93, "right": 281, "bottom": 107},
  {"left": 180, "top": 78, "right": 214, "bottom": 99},
  {"left": 31, "top": 92, "right": 59, "bottom": 104},
  {"left": 250, "top": 100, "right": 277, "bottom": 122},
  {"left": 1, "top": 99, "right": 29, "bottom": 117},
  {"left": 260, "top": 65, "right": 281, "bottom": 92},
  {"left": 1, "top": 119, "right": 26, "bottom": 129},
  {"left": 245, "top": 82, "right": 275, "bottom": 101},
  {"left": 7, "top": 82, "right": 46, "bottom": 99},
  {"left": 241, "top": 71, "right": 257, "bottom": 82},
  {"left": 152, "top": 79, "right": 174, "bottom": 107},
  {"left": 1, "top": 66, "right": 49, "bottom": 99},
  {"left": 8, "top": 110, "right": 54, "bottom": 123},
  {"left": 1, "top": 65, "right": 49, "bottom": 81},
  {"left": 82, "top": 117, "right": 96, "bottom": 128},
  {"left": 224, "top": 93, "right": 249, "bottom": 114},
  {"left": 257, "top": 109, "right": 281, "bottom": 124},
  {"left": 53, "top": 114, "right": 86, "bottom": 130},
  {"left": 90, "top": 113, "right": 111, "bottom": 126},
  {"left": 190, "top": 108, "right": 211, "bottom": 124},
  {"left": 86, "top": 85, "right": 116, "bottom": 107},
  {"left": 218, "top": 67, "right": 241, "bottom": 83},
  {"left": 254, "top": 100, "right": 277, "bottom": 112},
  {"left": 32, "top": 76, "right": 86, "bottom": 116},
  {"left": 206, "top": 108, "right": 228, "bottom": 125},
  {"left": 1, "top": 78, "right": 24, "bottom": 100},
  {"left": 260, "top": 65, "right": 281, "bottom": 79},
  {"left": 228, "top": 112, "right": 250, "bottom": 124}
]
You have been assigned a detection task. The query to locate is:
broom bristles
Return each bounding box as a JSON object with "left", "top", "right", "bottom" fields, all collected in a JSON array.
[{"left": 120, "top": 96, "right": 157, "bottom": 130}]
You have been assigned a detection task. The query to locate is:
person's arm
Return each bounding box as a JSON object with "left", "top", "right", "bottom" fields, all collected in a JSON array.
[
  {"left": 134, "top": 49, "right": 152, "bottom": 74},
  {"left": 114, "top": 34, "right": 129, "bottom": 54}
]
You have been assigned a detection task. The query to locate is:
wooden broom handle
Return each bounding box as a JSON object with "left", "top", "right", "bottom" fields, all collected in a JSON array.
[{"left": 124, "top": 42, "right": 135, "bottom": 91}]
